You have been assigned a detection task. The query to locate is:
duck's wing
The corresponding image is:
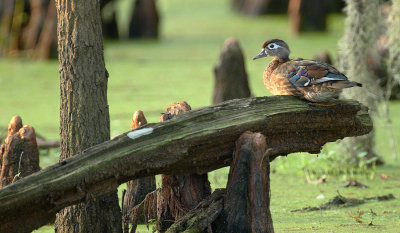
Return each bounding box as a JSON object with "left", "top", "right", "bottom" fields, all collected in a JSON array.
[{"left": 287, "top": 59, "right": 348, "bottom": 87}]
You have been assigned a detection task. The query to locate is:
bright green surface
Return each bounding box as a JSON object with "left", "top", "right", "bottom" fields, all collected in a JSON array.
[{"left": 2, "top": 0, "right": 399, "bottom": 232}]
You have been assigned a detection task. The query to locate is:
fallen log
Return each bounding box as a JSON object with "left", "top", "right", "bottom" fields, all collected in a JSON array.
[{"left": 0, "top": 96, "right": 372, "bottom": 232}]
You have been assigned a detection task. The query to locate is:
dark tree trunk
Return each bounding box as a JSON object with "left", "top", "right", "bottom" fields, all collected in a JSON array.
[
  {"left": 289, "top": 0, "right": 328, "bottom": 35},
  {"left": 100, "top": 0, "right": 119, "bottom": 39},
  {"left": 122, "top": 110, "right": 156, "bottom": 233},
  {"left": 128, "top": 0, "right": 159, "bottom": 39},
  {"left": 213, "top": 37, "right": 251, "bottom": 104},
  {"left": 0, "top": 115, "right": 40, "bottom": 188},
  {"left": 232, "top": 0, "right": 289, "bottom": 15},
  {"left": 157, "top": 101, "right": 211, "bottom": 232},
  {"left": 223, "top": 132, "right": 273, "bottom": 233},
  {"left": 54, "top": 0, "right": 122, "bottom": 232}
]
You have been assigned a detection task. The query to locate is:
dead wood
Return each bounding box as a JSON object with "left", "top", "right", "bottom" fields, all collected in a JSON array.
[
  {"left": 166, "top": 189, "right": 225, "bottom": 233},
  {"left": 0, "top": 96, "right": 372, "bottom": 232},
  {"left": 213, "top": 38, "right": 251, "bottom": 104}
]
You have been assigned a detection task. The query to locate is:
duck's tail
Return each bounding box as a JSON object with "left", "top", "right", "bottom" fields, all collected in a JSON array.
[{"left": 330, "top": 80, "right": 362, "bottom": 89}]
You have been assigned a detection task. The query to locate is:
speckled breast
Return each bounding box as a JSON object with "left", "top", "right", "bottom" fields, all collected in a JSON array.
[{"left": 263, "top": 71, "right": 302, "bottom": 97}]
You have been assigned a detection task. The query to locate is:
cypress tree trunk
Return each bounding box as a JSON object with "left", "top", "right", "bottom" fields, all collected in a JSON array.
[
  {"left": 338, "top": 0, "right": 382, "bottom": 165},
  {"left": 54, "top": 0, "right": 122, "bottom": 232}
]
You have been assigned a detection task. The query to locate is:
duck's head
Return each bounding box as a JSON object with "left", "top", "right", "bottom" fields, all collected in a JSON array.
[{"left": 253, "top": 39, "right": 290, "bottom": 61}]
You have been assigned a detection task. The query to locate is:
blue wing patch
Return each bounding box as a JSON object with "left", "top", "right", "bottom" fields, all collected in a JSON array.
[
  {"left": 326, "top": 73, "right": 347, "bottom": 80},
  {"left": 289, "top": 69, "right": 310, "bottom": 86}
]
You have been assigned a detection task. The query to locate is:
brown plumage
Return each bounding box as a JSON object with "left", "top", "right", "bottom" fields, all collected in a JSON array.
[{"left": 253, "top": 39, "right": 362, "bottom": 102}]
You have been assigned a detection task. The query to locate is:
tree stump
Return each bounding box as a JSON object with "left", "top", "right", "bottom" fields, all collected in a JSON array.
[
  {"left": 128, "top": 0, "right": 159, "bottom": 39},
  {"left": 122, "top": 110, "right": 156, "bottom": 233},
  {"left": 0, "top": 115, "right": 40, "bottom": 188},
  {"left": 157, "top": 101, "right": 211, "bottom": 232},
  {"left": 213, "top": 38, "right": 251, "bottom": 104}
]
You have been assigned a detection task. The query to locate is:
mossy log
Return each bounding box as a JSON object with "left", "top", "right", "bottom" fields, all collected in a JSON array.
[{"left": 0, "top": 96, "right": 372, "bottom": 233}]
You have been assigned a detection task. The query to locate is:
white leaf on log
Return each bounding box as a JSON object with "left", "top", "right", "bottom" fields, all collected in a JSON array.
[{"left": 127, "top": 128, "right": 154, "bottom": 140}]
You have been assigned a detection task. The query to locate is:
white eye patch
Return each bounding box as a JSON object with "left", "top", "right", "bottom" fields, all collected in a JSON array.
[{"left": 267, "top": 43, "right": 280, "bottom": 50}]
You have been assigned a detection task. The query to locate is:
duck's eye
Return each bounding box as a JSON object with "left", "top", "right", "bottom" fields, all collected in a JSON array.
[{"left": 268, "top": 43, "right": 276, "bottom": 49}]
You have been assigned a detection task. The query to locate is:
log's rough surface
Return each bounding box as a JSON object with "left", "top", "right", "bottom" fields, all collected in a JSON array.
[{"left": 0, "top": 96, "right": 372, "bottom": 233}]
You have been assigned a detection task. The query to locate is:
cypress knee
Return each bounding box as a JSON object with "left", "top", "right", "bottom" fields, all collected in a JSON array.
[
  {"left": 0, "top": 115, "right": 40, "bottom": 188},
  {"left": 122, "top": 110, "right": 156, "bottom": 233},
  {"left": 213, "top": 37, "right": 251, "bottom": 104},
  {"left": 157, "top": 101, "right": 211, "bottom": 232},
  {"left": 224, "top": 131, "right": 274, "bottom": 233}
]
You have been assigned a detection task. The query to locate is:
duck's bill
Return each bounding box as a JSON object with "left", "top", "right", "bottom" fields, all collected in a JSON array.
[{"left": 253, "top": 50, "right": 267, "bottom": 60}]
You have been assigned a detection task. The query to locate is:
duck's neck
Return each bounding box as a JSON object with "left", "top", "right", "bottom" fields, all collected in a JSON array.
[{"left": 265, "top": 57, "right": 289, "bottom": 75}]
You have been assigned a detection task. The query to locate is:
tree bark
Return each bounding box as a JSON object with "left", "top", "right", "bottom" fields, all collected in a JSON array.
[
  {"left": 122, "top": 110, "right": 156, "bottom": 233},
  {"left": 54, "top": 0, "right": 121, "bottom": 233},
  {"left": 213, "top": 37, "right": 251, "bottom": 104},
  {"left": 224, "top": 132, "right": 273, "bottom": 233},
  {"left": 157, "top": 101, "right": 211, "bottom": 232},
  {"left": 0, "top": 115, "right": 40, "bottom": 188},
  {"left": 0, "top": 96, "right": 372, "bottom": 233}
]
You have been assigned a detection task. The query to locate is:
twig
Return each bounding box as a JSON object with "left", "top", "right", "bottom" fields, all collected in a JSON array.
[{"left": 12, "top": 151, "right": 24, "bottom": 183}]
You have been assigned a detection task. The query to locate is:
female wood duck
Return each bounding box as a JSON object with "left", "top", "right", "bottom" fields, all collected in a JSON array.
[{"left": 253, "top": 39, "right": 362, "bottom": 102}]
